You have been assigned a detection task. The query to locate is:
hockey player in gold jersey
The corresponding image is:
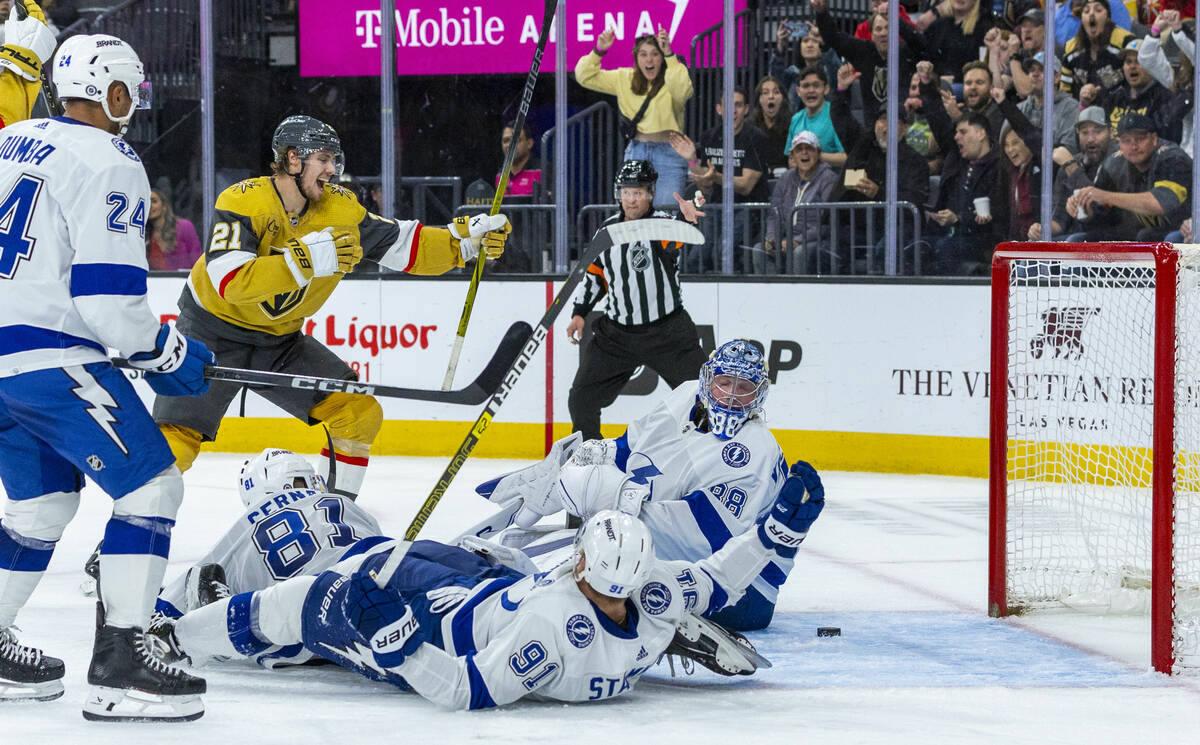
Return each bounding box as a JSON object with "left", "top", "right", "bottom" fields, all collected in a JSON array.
[{"left": 153, "top": 115, "right": 511, "bottom": 498}]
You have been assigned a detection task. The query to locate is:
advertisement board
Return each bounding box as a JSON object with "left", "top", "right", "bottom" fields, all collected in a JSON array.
[{"left": 298, "top": 0, "right": 747, "bottom": 77}]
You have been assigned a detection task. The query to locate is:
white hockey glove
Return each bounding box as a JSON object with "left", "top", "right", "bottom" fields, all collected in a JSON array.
[
  {"left": 449, "top": 213, "right": 511, "bottom": 262},
  {"left": 426, "top": 585, "right": 471, "bottom": 615},
  {"left": 476, "top": 432, "right": 581, "bottom": 506},
  {"left": 0, "top": 2, "right": 56, "bottom": 81},
  {"left": 281, "top": 227, "right": 361, "bottom": 286},
  {"left": 568, "top": 438, "right": 618, "bottom": 467}
]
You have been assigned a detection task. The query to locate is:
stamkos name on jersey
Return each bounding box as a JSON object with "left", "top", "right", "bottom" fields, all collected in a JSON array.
[
  {"left": 245, "top": 488, "right": 319, "bottom": 524},
  {"left": 0, "top": 134, "right": 55, "bottom": 166},
  {"left": 587, "top": 664, "right": 652, "bottom": 700}
]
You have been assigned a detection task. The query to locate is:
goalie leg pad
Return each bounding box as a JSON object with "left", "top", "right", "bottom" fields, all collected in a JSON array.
[
  {"left": 662, "top": 613, "right": 772, "bottom": 677},
  {"left": 476, "top": 431, "right": 582, "bottom": 506}
]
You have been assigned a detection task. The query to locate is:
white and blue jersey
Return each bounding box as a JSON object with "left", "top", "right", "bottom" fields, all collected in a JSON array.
[
  {"left": 0, "top": 117, "right": 162, "bottom": 376},
  {"left": 157, "top": 488, "right": 385, "bottom": 617},
  {"left": 300, "top": 529, "right": 774, "bottom": 709},
  {"left": 615, "top": 384, "right": 790, "bottom": 628}
]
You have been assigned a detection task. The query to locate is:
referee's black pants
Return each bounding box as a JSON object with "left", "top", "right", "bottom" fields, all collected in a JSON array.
[{"left": 568, "top": 309, "right": 708, "bottom": 441}]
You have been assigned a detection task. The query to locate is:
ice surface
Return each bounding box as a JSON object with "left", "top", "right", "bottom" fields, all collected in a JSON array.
[{"left": 4, "top": 455, "right": 1200, "bottom": 744}]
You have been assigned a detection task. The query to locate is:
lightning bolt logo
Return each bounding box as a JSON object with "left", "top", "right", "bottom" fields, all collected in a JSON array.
[
  {"left": 65, "top": 367, "right": 128, "bottom": 456},
  {"left": 667, "top": 0, "right": 690, "bottom": 42},
  {"left": 316, "top": 640, "right": 387, "bottom": 676}
]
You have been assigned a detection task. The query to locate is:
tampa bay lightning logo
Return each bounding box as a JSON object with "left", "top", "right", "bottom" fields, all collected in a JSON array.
[
  {"left": 566, "top": 614, "right": 595, "bottom": 649},
  {"left": 639, "top": 582, "right": 671, "bottom": 615},
  {"left": 110, "top": 138, "right": 141, "bottom": 162},
  {"left": 721, "top": 442, "right": 751, "bottom": 468}
]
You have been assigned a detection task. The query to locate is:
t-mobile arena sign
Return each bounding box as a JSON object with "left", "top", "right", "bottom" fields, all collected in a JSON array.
[{"left": 298, "top": 0, "right": 746, "bottom": 77}]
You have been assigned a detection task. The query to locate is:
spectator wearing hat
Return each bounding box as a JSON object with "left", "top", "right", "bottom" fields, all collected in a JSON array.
[
  {"left": 1015, "top": 7, "right": 1046, "bottom": 53},
  {"left": 1068, "top": 112, "right": 1193, "bottom": 241},
  {"left": 1102, "top": 39, "right": 1173, "bottom": 137},
  {"left": 1063, "top": 0, "right": 1135, "bottom": 102},
  {"left": 146, "top": 183, "right": 203, "bottom": 272},
  {"left": 1014, "top": 52, "right": 1080, "bottom": 151},
  {"left": 1027, "top": 106, "right": 1121, "bottom": 239},
  {"left": 1055, "top": 0, "right": 1134, "bottom": 48},
  {"left": 760, "top": 131, "right": 841, "bottom": 273}
]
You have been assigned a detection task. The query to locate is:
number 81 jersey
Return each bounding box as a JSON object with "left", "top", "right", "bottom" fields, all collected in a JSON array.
[{"left": 158, "top": 488, "right": 383, "bottom": 616}]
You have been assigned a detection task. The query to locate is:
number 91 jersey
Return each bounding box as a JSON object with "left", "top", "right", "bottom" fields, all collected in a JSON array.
[{"left": 158, "top": 488, "right": 383, "bottom": 616}]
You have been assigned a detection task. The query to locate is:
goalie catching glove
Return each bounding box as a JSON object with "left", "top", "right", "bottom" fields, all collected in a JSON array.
[
  {"left": 281, "top": 227, "right": 361, "bottom": 286},
  {"left": 0, "top": 1, "right": 56, "bottom": 81},
  {"left": 126, "top": 322, "right": 214, "bottom": 397},
  {"left": 757, "top": 460, "right": 825, "bottom": 558},
  {"left": 449, "top": 214, "right": 511, "bottom": 262}
]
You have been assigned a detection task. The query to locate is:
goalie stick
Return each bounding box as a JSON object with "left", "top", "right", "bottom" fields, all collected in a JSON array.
[
  {"left": 441, "top": 0, "right": 559, "bottom": 390},
  {"left": 112, "top": 321, "right": 533, "bottom": 405},
  {"left": 373, "top": 217, "right": 705, "bottom": 588}
]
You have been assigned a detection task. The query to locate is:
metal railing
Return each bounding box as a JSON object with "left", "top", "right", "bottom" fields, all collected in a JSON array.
[
  {"left": 539, "top": 102, "right": 618, "bottom": 215},
  {"left": 354, "top": 176, "right": 463, "bottom": 226},
  {"left": 455, "top": 204, "right": 556, "bottom": 273}
]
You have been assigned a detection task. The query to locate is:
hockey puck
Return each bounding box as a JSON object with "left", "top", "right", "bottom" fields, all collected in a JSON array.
[{"left": 816, "top": 626, "right": 841, "bottom": 637}]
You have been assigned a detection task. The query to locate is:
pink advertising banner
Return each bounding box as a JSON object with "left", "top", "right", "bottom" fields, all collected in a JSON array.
[{"left": 298, "top": 0, "right": 746, "bottom": 78}]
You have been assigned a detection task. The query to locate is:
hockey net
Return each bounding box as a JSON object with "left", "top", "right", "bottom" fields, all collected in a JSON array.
[{"left": 989, "top": 242, "right": 1200, "bottom": 674}]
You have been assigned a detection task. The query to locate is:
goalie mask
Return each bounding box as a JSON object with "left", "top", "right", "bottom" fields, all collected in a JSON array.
[
  {"left": 51, "top": 34, "right": 152, "bottom": 135},
  {"left": 573, "top": 510, "right": 654, "bottom": 598},
  {"left": 699, "top": 339, "right": 769, "bottom": 440},
  {"left": 272, "top": 115, "right": 345, "bottom": 180},
  {"left": 238, "top": 448, "right": 326, "bottom": 507}
]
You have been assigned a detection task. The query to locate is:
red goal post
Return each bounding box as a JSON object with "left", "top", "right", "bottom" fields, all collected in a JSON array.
[{"left": 989, "top": 241, "right": 1200, "bottom": 675}]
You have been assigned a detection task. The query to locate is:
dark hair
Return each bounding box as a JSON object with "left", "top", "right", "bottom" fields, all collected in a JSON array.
[
  {"left": 797, "top": 66, "right": 828, "bottom": 85},
  {"left": 961, "top": 60, "right": 993, "bottom": 84},
  {"left": 630, "top": 35, "right": 667, "bottom": 96},
  {"left": 719, "top": 86, "right": 750, "bottom": 104},
  {"left": 1073, "top": 0, "right": 1115, "bottom": 52},
  {"left": 749, "top": 75, "right": 793, "bottom": 133},
  {"left": 148, "top": 187, "right": 179, "bottom": 253},
  {"left": 959, "top": 111, "right": 994, "bottom": 141},
  {"left": 503, "top": 119, "right": 532, "bottom": 141}
]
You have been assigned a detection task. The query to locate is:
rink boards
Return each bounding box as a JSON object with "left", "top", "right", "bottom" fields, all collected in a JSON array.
[{"left": 139, "top": 276, "right": 993, "bottom": 476}]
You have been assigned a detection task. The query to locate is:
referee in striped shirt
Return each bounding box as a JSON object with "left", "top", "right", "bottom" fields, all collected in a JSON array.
[{"left": 566, "top": 159, "right": 708, "bottom": 440}]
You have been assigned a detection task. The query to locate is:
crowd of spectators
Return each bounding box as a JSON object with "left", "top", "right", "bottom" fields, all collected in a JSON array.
[{"left": 568, "top": 0, "right": 1199, "bottom": 276}]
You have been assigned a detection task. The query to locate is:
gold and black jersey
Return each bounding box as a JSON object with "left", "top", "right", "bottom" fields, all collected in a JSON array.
[{"left": 187, "top": 177, "right": 462, "bottom": 335}]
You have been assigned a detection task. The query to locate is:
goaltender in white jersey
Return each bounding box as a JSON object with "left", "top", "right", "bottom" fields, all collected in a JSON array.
[
  {"left": 477, "top": 339, "right": 790, "bottom": 630},
  {"left": 164, "top": 460, "right": 824, "bottom": 709}
]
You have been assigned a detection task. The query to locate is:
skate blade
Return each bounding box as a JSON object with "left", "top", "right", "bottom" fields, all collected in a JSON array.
[
  {"left": 0, "top": 678, "right": 65, "bottom": 702},
  {"left": 82, "top": 686, "right": 204, "bottom": 722}
]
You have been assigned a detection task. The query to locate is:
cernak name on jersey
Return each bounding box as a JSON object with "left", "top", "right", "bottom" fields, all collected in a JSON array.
[
  {"left": 587, "top": 664, "right": 652, "bottom": 700},
  {"left": 245, "top": 488, "right": 319, "bottom": 525},
  {"left": 0, "top": 134, "right": 55, "bottom": 166}
]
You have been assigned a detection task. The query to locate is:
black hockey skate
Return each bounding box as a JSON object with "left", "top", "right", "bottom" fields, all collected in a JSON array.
[
  {"left": 83, "top": 603, "right": 205, "bottom": 722},
  {"left": 661, "top": 613, "right": 772, "bottom": 677},
  {"left": 185, "top": 563, "right": 231, "bottom": 611},
  {"left": 0, "top": 627, "right": 65, "bottom": 701},
  {"left": 144, "top": 612, "right": 189, "bottom": 666}
]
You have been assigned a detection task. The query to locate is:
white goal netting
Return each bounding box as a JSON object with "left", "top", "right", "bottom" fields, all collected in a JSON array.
[{"left": 1002, "top": 247, "right": 1200, "bottom": 672}]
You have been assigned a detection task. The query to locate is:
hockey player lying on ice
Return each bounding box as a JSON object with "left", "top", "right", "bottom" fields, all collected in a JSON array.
[{"left": 159, "top": 464, "right": 823, "bottom": 709}]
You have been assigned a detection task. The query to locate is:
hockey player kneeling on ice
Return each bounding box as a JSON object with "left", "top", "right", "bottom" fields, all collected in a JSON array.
[
  {"left": 164, "top": 472, "right": 822, "bottom": 709},
  {"left": 0, "top": 34, "right": 212, "bottom": 720},
  {"left": 144, "top": 448, "right": 384, "bottom": 666},
  {"left": 477, "top": 339, "right": 797, "bottom": 631}
]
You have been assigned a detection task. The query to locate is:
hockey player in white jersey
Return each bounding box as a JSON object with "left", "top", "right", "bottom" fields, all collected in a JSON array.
[
  {"left": 0, "top": 35, "right": 214, "bottom": 720},
  {"left": 477, "top": 338, "right": 791, "bottom": 630},
  {"left": 165, "top": 462, "right": 824, "bottom": 709},
  {"left": 152, "top": 448, "right": 385, "bottom": 666}
]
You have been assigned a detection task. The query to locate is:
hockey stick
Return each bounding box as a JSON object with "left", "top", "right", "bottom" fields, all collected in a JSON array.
[
  {"left": 113, "top": 321, "right": 532, "bottom": 405},
  {"left": 373, "top": 218, "right": 705, "bottom": 587},
  {"left": 440, "top": 0, "right": 558, "bottom": 391}
]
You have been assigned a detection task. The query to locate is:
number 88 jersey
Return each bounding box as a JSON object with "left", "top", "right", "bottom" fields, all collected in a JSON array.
[{"left": 157, "top": 488, "right": 383, "bottom": 616}]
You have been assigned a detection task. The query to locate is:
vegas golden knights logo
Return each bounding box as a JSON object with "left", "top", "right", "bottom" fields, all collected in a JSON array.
[{"left": 259, "top": 246, "right": 308, "bottom": 318}]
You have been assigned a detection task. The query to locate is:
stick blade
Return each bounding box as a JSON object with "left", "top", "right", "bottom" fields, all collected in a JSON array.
[
  {"left": 467, "top": 320, "right": 533, "bottom": 401},
  {"left": 604, "top": 218, "right": 705, "bottom": 247}
]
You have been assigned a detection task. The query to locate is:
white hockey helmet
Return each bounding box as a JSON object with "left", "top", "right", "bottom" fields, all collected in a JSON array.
[
  {"left": 51, "top": 34, "right": 151, "bottom": 133},
  {"left": 572, "top": 510, "right": 654, "bottom": 598},
  {"left": 238, "top": 448, "right": 326, "bottom": 507}
]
